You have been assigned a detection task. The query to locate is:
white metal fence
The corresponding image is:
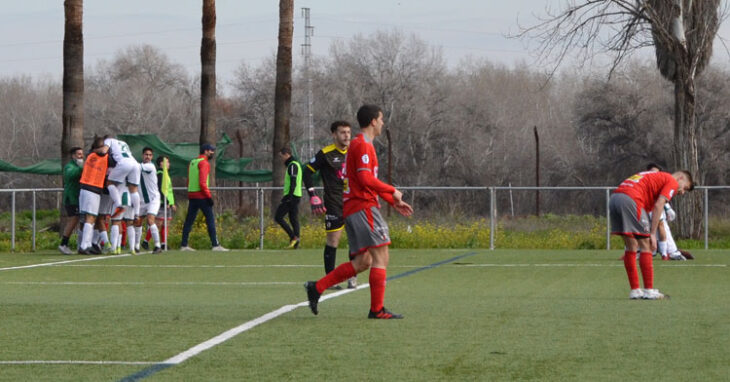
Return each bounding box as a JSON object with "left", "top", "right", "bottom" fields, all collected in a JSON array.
[{"left": 1, "top": 186, "right": 727, "bottom": 251}]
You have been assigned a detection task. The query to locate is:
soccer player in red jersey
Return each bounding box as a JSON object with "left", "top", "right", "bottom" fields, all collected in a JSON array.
[
  {"left": 609, "top": 169, "right": 694, "bottom": 299},
  {"left": 305, "top": 104, "right": 413, "bottom": 319}
]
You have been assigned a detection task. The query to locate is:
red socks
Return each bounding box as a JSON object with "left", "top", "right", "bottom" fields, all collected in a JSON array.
[
  {"left": 315, "top": 262, "right": 356, "bottom": 293},
  {"left": 623, "top": 251, "right": 639, "bottom": 289},
  {"left": 369, "top": 267, "right": 386, "bottom": 313},
  {"left": 639, "top": 251, "right": 654, "bottom": 289}
]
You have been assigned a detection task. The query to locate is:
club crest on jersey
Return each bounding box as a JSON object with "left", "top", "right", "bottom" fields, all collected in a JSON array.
[{"left": 361, "top": 154, "right": 370, "bottom": 164}]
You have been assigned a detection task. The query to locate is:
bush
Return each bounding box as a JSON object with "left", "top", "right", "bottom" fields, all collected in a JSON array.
[{"left": 2, "top": 208, "right": 730, "bottom": 251}]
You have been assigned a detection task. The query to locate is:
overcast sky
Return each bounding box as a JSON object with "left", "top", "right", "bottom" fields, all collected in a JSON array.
[{"left": 1, "top": 0, "right": 729, "bottom": 86}]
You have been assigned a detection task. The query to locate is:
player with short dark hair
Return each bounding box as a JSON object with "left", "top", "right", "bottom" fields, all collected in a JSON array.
[
  {"left": 275, "top": 146, "right": 303, "bottom": 249},
  {"left": 134, "top": 147, "right": 162, "bottom": 254},
  {"left": 180, "top": 143, "right": 228, "bottom": 251},
  {"left": 303, "top": 120, "right": 356, "bottom": 289},
  {"left": 609, "top": 169, "right": 694, "bottom": 299},
  {"left": 305, "top": 104, "right": 413, "bottom": 319},
  {"left": 58, "top": 146, "right": 85, "bottom": 255}
]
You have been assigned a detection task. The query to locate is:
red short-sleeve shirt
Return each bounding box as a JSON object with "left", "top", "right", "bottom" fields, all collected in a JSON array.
[{"left": 614, "top": 171, "right": 678, "bottom": 211}]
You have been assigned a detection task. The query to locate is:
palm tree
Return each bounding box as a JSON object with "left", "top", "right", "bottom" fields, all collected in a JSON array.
[
  {"left": 271, "top": 0, "right": 294, "bottom": 210},
  {"left": 201, "top": 0, "right": 217, "bottom": 185},
  {"left": 62, "top": 0, "right": 84, "bottom": 164}
]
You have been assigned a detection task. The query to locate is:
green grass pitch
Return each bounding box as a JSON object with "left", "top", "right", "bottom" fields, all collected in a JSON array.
[{"left": 0, "top": 249, "right": 728, "bottom": 381}]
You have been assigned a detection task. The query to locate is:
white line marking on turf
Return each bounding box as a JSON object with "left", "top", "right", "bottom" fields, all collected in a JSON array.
[
  {"left": 2, "top": 281, "right": 300, "bottom": 286},
  {"left": 0, "top": 254, "right": 133, "bottom": 272},
  {"left": 0, "top": 360, "right": 156, "bottom": 365},
  {"left": 162, "top": 283, "right": 369, "bottom": 365},
  {"left": 459, "top": 263, "right": 727, "bottom": 267},
  {"left": 58, "top": 264, "right": 322, "bottom": 268}
]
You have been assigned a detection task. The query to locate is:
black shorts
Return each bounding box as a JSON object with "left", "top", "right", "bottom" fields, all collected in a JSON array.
[
  {"left": 64, "top": 204, "right": 80, "bottom": 217},
  {"left": 325, "top": 213, "right": 344, "bottom": 232}
]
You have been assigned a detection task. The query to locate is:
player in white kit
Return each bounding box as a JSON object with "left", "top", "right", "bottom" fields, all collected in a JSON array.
[
  {"left": 135, "top": 147, "right": 162, "bottom": 254},
  {"left": 103, "top": 136, "right": 141, "bottom": 219}
]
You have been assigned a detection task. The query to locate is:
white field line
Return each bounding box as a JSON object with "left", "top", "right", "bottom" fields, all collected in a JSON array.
[
  {"left": 1, "top": 281, "right": 299, "bottom": 286},
  {"left": 459, "top": 263, "right": 727, "bottom": 268},
  {"left": 0, "top": 254, "right": 133, "bottom": 271},
  {"left": 162, "top": 283, "right": 368, "bottom": 365},
  {"left": 49, "top": 263, "right": 728, "bottom": 269},
  {"left": 0, "top": 360, "right": 156, "bottom": 365}
]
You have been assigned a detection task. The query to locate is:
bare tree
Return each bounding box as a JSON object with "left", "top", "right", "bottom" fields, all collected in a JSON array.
[
  {"left": 62, "top": 0, "right": 84, "bottom": 165},
  {"left": 271, "top": 0, "right": 294, "bottom": 210},
  {"left": 201, "top": 0, "right": 217, "bottom": 185},
  {"left": 519, "top": 0, "right": 726, "bottom": 237}
]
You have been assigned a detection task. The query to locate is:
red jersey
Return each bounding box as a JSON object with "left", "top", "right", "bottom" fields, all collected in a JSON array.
[
  {"left": 343, "top": 133, "right": 396, "bottom": 217},
  {"left": 614, "top": 171, "right": 678, "bottom": 211}
]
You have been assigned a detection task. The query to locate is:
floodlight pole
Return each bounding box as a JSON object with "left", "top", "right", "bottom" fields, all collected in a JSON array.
[{"left": 301, "top": 7, "right": 314, "bottom": 160}]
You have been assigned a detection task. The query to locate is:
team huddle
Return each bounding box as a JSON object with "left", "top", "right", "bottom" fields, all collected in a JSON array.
[{"left": 59, "top": 137, "right": 175, "bottom": 256}]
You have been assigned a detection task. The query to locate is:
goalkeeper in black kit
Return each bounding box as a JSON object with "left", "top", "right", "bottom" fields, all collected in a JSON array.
[{"left": 303, "top": 121, "right": 357, "bottom": 289}]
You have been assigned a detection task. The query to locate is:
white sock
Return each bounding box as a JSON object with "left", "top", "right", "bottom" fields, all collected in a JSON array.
[
  {"left": 149, "top": 224, "right": 160, "bottom": 247},
  {"left": 135, "top": 226, "right": 143, "bottom": 248},
  {"left": 76, "top": 229, "right": 83, "bottom": 249},
  {"left": 127, "top": 224, "right": 136, "bottom": 252},
  {"left": 92, "top": 230, "right": 100, "bottom": 245},
  {"left": 658, "top": 241, "right": 667, "bottom": 257},
  {"left": 131, "top": 192, "right": 141, "bottom": 217},
  {"left": 99, "top": 231, "right": 109, "bottom": 247},
  {"left": 81, "top": 223, "right": 94, "bottom": 249},
  {"left": 107, "top": 184, "right": 122, "bottom": 208},
  {"left": 110, "top": 225, "right": 120, "bottom": 251}
]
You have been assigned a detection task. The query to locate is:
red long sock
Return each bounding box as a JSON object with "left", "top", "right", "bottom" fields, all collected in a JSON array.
[
  {"left": 160, "top": 223, "right": 167, "bottom": 243},
  {"left": 623, "top": 251, "right": 639, "bottom": 289},
  {"left": 369, "top": 267, "right": 387, "bottom": 313},
  {"left": 639, "top": 251, "right": 654, "bottom": 289},
  {"left": 145, "top": 227, "right": 152, "bottom": 241},
  {"left": 315, "top": 262, "right": 356, "bottom": 293}
]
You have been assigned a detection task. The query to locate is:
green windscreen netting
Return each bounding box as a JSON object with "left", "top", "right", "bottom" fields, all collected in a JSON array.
[{"left": 0, "top": 133, "right": 272, "bottom": 182}]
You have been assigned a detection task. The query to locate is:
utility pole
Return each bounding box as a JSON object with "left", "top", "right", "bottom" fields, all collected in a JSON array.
[{"left": 301, "top": 7, "right": 314, "bottom": 160}]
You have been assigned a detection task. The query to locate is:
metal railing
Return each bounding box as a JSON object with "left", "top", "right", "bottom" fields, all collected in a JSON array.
[{"left": 1, "top": 186, "right": 727, "bottom": 251}]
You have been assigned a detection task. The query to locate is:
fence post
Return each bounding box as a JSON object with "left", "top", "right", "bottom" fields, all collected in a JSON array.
[
  {"left": 606, "top": 188, "right": 611, "bottom": 250},
  {"left": 490, "top": 187, "right": 495, "bottom": 250},
  {"left": 704, "top": 188, "right": 709, "bottom": 250},
  {"left": 11, "top": 191, "right": 16, "bottom": 251},
  {"left": 32, "top": 191, "right": 36, "bottom": 251},
  {"left": 258, "top": 187, "right": 265, "bottom": 250}
]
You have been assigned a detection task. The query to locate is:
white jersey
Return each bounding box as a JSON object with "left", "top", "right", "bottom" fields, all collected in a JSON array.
[
  {"left": 104, "top": 138, "right": 136, "bottom": 164},
  {"left": 139, "top": 162, "right": 160, "bottom": 204}
]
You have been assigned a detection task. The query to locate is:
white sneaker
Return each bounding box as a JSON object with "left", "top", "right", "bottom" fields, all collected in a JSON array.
[
  {"left": 58, "top": 245, "right": 73, "bottom": 255},
  {"left": 629, "top": 289, "right": 644, "bottom": 299},
  {"left": 212, "top": 245, "right": 229, "bottom": 252},
  {"left": 669, "top": 251, "right": 687, "bottom": 261},
  {"left": 347, "top": 277, "right": 358, "bottom": 289},
  {"left": 180, "top": 246, "right": 196, "bottom": 251},
  {"left": 642, "top": 289, "right": 668, "bottom": 300}
]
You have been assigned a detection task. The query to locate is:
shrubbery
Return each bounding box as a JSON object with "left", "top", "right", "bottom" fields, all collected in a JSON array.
[{"left": 0, "top": 208, "right": 726, "bottom": 252}]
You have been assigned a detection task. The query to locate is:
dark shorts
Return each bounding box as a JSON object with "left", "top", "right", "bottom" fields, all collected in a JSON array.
[
  {"left": 325, "top": 213, "right": 345, "bottom": 232},
  {"left": 345, "top": 206, "right": 391, "bottom": 257},
  {"left": 63, "top": 204, "right": 80, "bottom": 217},
  {"left": 609, "top": 193, "right": 650, "bottom": 237}
]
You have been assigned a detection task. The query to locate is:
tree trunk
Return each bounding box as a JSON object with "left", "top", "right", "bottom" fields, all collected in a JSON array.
[
  {"left": 672, "top": 76, "right": 702, "bottom": 238},
  {"left": 271, "top": 0, "right": 293, "bottom": 212},
  {"left": 62, "top": 0, "right": 84, "bottom": 165},
  {"left": 201, "top": 0, "right": 217, "bottom": 186}
]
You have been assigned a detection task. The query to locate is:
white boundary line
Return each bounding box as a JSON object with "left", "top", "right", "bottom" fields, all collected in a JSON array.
[
  {"left": 162, "top": 284, "right": 368, "bottom": 365},
  {"left": 0, "top": 360, "right": 156, "bottom": 365},
  {"left": 459, "top": 263, "right": 727, "bottom": 268},
  {"left": 2, "top": 281, "right": 300, "bottom": 286},
  {"left": 0, "top": 254, "right": 132, "bottom": 271}
]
